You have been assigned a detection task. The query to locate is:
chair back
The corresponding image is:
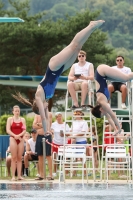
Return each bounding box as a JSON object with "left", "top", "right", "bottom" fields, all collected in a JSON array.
[
  {"left": 106, "top": 146, "right": 127, "bottom": 158},
  {"left": 60, "top": 146, "right": 86, "bottom": 163}
]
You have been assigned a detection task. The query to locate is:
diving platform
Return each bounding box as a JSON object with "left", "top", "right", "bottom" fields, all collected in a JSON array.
[{"left": 0, "top": 75, "right": 68, "bottom": 90}]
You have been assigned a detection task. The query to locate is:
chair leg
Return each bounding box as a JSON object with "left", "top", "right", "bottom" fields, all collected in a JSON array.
[
  {"left": 5, "top": 167, "right": 6, "bottom": 177},
  {"left": 104, "top": 158, "right": 107, "bottom": 183},
  {"left": 107, "top": 165, "right": 108, "bottom": 183},
  {"left": 59, "top": 160, "right": 62, "bottom": 182},
  {"left": 86, "top": 162, "right": 88, "bottom": 183}
]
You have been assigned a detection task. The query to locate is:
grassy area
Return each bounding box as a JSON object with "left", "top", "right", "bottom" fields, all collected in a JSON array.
[
  {"left": 0, "top": 159, "right": 130, "bottom": 181},
  {"left": 0, "top": 160, "right": 49, "bottom": 180}
]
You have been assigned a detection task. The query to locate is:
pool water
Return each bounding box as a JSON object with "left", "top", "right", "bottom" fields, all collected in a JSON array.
[{"left": 0, "top": 183, "right": 133, "bottom": 200}]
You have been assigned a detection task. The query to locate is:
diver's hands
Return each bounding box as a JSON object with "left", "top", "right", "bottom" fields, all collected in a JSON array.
[
  {"left": 44, "top": 101, "right": 48, "bottom": 109},
  {"left": 113, "top": 129, "right": 122, "bottom": 136},
  {"left": 44, "top": 131, "right": 52, "bottom": 136}
]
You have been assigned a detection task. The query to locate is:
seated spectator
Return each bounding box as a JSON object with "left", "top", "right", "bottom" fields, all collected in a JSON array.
[
  {"left": 24, "top": 128, "right": 39, "bottom": 177},
  {"left": 51, "top": 112, "right": 70, "bottom": 177},
  {"left": 71, "top": 110, "right": 88, "bottom": 144},
  {"left": 67, "top": 50, "right": 94, "bottom": 109},
  {"left": 108, "top": 55, "right": 131, "bottom": 109},
  {"left": 23, "top": 132, "right": 30, "bottom": 154},
  {"left": 6, "top": 146, "right": 12, "bottom": 177},
  {"left": 22, "top": 132, "right": 30, "bottom": 175},
  {"left": 70, "top": 110, "right": 88, "bottom": 176}
]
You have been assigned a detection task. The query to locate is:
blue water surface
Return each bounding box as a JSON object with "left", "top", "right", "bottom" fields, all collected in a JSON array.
[{"left": 0, "top": 183, "right": 133, "bottom": 200}]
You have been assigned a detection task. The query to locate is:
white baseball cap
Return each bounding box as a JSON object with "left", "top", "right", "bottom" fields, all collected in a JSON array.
[{"left": 55, "top": 112, "right": 62, "bottom": 117}]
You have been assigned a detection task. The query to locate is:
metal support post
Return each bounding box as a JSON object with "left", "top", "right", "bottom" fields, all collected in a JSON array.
[{"left": 42, "top": 138, "right": 46, "bottom": 180}]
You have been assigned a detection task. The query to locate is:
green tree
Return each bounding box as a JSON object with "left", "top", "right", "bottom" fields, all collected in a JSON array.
[
  {"left": 30, "top": 0, "right": 64, "bottom": 14},
  {"left": 30, "top": 0, "right": 87, "bottom": 19},
  {"left": 44, "top": 3, "right": 77, "bottom": 21},
  {"left": 0, "top": 1, "right": 113, "bottom": 111},
  {"left": 85, "top": 0, "right": 133, "bottom": 52}
]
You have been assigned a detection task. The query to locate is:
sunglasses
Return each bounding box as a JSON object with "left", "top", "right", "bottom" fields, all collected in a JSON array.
[
  {"left": 78, "top": 55, "right": 85, "bottom": 58},
  {"left": 116, "top": 59, "right": 122, "bottom": 62}
]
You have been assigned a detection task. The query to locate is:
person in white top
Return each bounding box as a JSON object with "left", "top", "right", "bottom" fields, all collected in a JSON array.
[
  {"left": 71, "top": 110, "right": 88, "bottom": 144},
  {"left": 108, "top": 56, "right": 131, "bottom": 109},
  {"left": 24, "top": 128, "right": 39, "bottom": 177},
  {"left": 51, "top": 112, "right": 70, "bottom": 146},
  {"left": 51, "top": 112, "right": 70, "bottom": 176},
  {"left": 67, "top": 50, "right": 94, "bottom": 109},
  {"left": 70, "top": 110, "right": 88, "bottom": 176}
]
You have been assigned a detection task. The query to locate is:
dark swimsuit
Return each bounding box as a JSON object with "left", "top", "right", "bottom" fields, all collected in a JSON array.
[
  {"left": 95, "top": 69, "right": 110, "bottom": 100},
  {"left": 40, "top": 65, "right": 65, "bottom": 99}
]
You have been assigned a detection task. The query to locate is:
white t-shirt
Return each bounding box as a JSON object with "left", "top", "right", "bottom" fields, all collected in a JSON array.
[
  {"left": 28, "top": 138, "right": 36, "bottom": 153},
  {"left": 111, "top": 66, "right": 131, "bottom": 84},
  {"left": 73, "top": 62, "right": 92, "bottom": 82},
  {"left": 71, "top": 120, "right": 88, "bottom": 142},
  {"left": 51, "top": 122, "right": 70, "bottom": 145}
]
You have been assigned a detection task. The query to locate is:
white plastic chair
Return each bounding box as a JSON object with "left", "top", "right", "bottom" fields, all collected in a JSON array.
[
  {"left": 4, "top": 151, "right": 10, "bottom": 177},
  {"left": 0, "top": 152, "right": 8, "bottom": 177},
  {"left": 52, "top": 146, "right": 64, "bottom": 181},
  {"left": 108, "top": 80, "right": 131, "bottom": 109},
  {"left": 28, "top": 160, "right": 39, "bottom": 176},
  {"left": 61, "top": 146, "right": 87, "bottom": 184},
  {"left": 24, "top": 152, "right": 39, "bottom": 176},
  {"left": 66, "top": 80, "right": 95, "bottom": 110},
  {"left": 105, "top": 145, "right": 131, "bottom": 183}
]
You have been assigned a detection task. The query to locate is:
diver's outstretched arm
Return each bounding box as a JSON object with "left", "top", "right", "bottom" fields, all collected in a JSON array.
[
  {"left": 102, "top": 102, "right": 121, "bottom": 134},
  {"left": 35, "top": 96, "right": 47, "bottom": 133}
]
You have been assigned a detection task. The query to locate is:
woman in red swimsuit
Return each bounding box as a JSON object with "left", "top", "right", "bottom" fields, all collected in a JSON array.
[{"left": 6, "top": 105, "right": 26, "bottom": 181}]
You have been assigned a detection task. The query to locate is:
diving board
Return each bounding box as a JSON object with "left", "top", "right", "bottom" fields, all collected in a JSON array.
[{"left": 0, "top": 17, "right": 24, "bottom": 22}]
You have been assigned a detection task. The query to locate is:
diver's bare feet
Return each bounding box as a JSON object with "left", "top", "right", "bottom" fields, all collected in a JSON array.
[{"left": 89, "top": 20, "right": 105, "bottom": 31}]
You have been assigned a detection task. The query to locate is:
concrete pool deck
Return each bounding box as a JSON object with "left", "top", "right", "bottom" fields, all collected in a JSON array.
[{"left": 0, "top": 179, "right": 132, "bottom": 184}]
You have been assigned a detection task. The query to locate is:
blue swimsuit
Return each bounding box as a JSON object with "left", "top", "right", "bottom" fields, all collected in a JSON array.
[
  {"left": 40, "top": 65, "right": 65, "bottom": 99},
  {"left": 95, "top": 69, "right": 110, "bottom": 100}
]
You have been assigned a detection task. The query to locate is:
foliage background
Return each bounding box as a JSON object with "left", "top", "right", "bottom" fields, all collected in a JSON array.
[{"left": 0, "top": 114, "right": 104, "bottom": 146}]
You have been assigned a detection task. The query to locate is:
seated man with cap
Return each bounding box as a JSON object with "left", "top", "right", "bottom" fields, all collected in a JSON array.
[{"left": 24, "top": 128, "right": 39, "bottom": 177}]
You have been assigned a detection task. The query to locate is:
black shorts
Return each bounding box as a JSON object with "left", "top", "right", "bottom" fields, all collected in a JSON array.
[
  {"left": 35, "top": 134, "right": 52, "bottom": 156},
  {"left": 111, "top": 82, "right": 126, "bottom": 92},
  {"left": 31, "top": 155, "right": 38, "bottom": 161}
]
